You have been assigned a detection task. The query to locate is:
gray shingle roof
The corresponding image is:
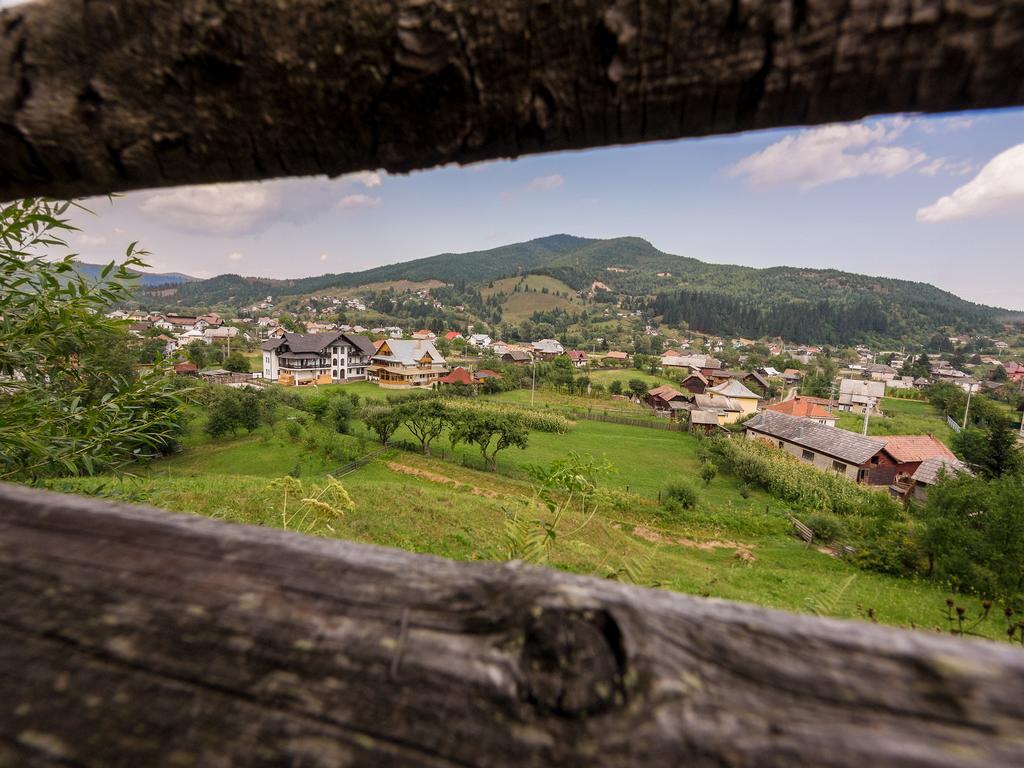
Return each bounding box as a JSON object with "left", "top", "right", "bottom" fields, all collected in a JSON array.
[
  {"left": 911, "top": 456, "right": 972, "bottom": 485},
  {"left": 744, "top": 410, "right": 886, "bottom": 465},
  {"left": 689, "top": 410, "right": 720, "bottom": 424},
  {"left": 261, "top": 331, "right": 375, "bottom": 356},
  {"left": 709, "top": 379, "right": 761, "bottom": 400},
  {"left": 374, "top": 339, "right": 446, "bottom": 366},
  {"left": 344, "top": 333, "right": 376, "bottom": 357}
]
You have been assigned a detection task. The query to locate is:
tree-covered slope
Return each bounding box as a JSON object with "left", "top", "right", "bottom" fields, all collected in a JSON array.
[{"left": 157, "top": 234, "right": 1017, "bottom": 344}]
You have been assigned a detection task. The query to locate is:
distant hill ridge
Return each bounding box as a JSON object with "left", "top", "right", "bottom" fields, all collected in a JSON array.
[
  {"left": 74, "top": 261, "right": 196, "bottom": 287},
  {"left": 161, "top": 234, "right": 1019, "bottom": 344}
]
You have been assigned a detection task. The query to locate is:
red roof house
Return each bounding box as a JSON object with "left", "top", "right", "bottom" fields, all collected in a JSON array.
[{"left": 763, "top": 396, "right": 837, "bottom": 426}]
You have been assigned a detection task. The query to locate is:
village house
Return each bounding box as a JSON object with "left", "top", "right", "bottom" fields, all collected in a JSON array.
[
  {"left": 679, "top": 371, "right": 709, "bottom": 395},
  {"left": 468, "top": 333, "right": 492, "bottom": 349},
  {"left": 172, "top": 361, "right": 198, "bottom": 376},
  {"left": 706, "top": 379, "right": 761, "bottom": 418},
  {"left": 501, "top": 350, "right": 533, "bottom": 365},
  {"left": 603, "top": 351, "right": 630, "bottom": 363},
  {"left": 262, "top": 331, "right": 376, "bottom": 386},
  {"left": 702, "top": 369, "right": 770, "bottom": 395},
  {"left": 531, "top": 339, "right": 564, "bottom": 360},
  {"left": 567, "top": 350, "right": 588, "bottom": 368},
  {"left": 744, "top": 411, "right": 895, "bottom": 484},
  {"left": 443, "top": 331, "right": 463, "bottom": 342},
  {"left": 837, "top": 378, "right": 886, "bottom": 414},
  {"left": 882, "top": 435, "right": 959, "bottom": 491},
  {"left": 369, "top": 339, "right": 449, "bottom": 389},
  {"left": 904, "top": 456, "right": 972, "bottom": 503},
  {"left": 437, "top": 366, "right": 503, "bottom": 388},
  {"left": 660, "top": 353, "right": 720, "bottom": 371},
  {"left": 411, "top": 329, "right": 437, "bottom": 341},
  {"left": 203, "top": 326, "right": 240, "bottom": 343},
  {"left": 645, "top": 385, "right": 690, "bottom": 419},
  {"left": 156, "top": 315, "right": 201, "bottom": 332},
  {"left": 688, "top": 410, "right": 728, "bottom": 435},
  {"left": 762, "top": 396, "right": 838, "bottom": 426},
  {"left": 867, "top": 363, "right": 897, "bottom": 381},
  {"left": 154, "top": 334, "right": 177, "bottom": 356}
]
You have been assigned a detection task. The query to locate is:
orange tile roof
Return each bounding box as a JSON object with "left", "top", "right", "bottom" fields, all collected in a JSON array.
[
  {"left": 763, "top": 397, "right": 833, "bottom": 419},
  {"left": 882, "top": 435, "right": 956, "bottom": 464},
  {"left": 438, "top": 367, "right": 474, "bottom": 385}
]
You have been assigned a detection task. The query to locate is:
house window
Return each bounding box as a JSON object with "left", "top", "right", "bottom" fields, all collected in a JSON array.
[
  {"left": 801, "top": 450, "right": 815, "bottom": 462},
  {"left": 778, "top": 441, "right": 784, "bottom": 449},
  {"left": 832, "top": 460, "right": 847, "bottom": 474}
]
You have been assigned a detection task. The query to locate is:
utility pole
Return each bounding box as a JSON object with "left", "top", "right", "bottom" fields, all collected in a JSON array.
[
  {"left": 827, "top": 377, "right": 838, "bottom": 414},
  {"left": 531, "top": 358, "right": 537, "bottom": 406},
  {"left": 862, "top": 397, "right": 875, "bottom": 436},
  {"left": 963, "top": 382, "right": 975, "bottom": 429}
]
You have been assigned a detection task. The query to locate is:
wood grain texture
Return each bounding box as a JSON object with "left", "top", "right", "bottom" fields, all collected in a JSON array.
[
  {"left": 1, "top": 482, "right": 1023, "bottom": 767},
  {"left": 1, "top": 0, "right": 1023, "bottom": 199}
]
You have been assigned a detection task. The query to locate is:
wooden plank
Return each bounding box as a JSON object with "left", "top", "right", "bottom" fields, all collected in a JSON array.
[
  {"left": 2, "top": 0, "right": 1024, "bottom": 199},
  {"left": 1, "top": 482, "right": 1023, "bottom": 767}
]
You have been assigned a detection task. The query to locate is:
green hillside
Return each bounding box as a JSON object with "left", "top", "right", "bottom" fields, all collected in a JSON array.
[{"left": 151, "top": 234, "right": 1020, "bottom": 344}]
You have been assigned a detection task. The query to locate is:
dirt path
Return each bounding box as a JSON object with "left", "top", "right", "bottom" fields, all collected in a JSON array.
[
  {"left": 386, "top": 462, "right": 501, "bottom": 499},
  {"left": 632, "top": 525, "right": 757, "bottom": 562}
]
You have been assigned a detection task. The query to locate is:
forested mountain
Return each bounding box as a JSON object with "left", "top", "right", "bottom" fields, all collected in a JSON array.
[
  {"left": 150, "top": 235, "right": 1019, "bottom": 344},
  {"left": 74, "top": 261, "right": 195, "bottom": 286}
]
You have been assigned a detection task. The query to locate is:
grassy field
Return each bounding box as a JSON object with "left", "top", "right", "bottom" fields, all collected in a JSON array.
[
  {"left": 44, "top": 382, "right": 1015, "bottom": 640},
  {"left": 481, "top": 274, "right": 583, "bottom": 321},
  {"left": 836, "top": 397, "right": 955, "bottom": 445},
  {"left": 51, "top": 417, "right": 1004, "bottom": 638}
]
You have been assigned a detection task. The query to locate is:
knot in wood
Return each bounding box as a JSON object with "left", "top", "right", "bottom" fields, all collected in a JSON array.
[{"left": 520, "top": 607, "right": 627, "bottom": 717}]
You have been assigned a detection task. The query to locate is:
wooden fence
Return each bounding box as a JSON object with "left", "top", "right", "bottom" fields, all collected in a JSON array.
[
  {"left": 2, "top": 483, "right": 1023, "bottom": 766},
  {"left": 4, "top": 0, "right": 1024, "bottom": 763}
]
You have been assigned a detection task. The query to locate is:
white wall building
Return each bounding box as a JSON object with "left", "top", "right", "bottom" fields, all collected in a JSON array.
[{"left": 262, "top": 331, "right": 376, "bottom": 385}]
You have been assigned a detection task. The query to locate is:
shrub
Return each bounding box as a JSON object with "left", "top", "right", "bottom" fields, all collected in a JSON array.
[
  {"left": 803, "top": 512, "right": 847, "bottom": 543},
  {"left": 664, "top": 481, "right": 698, "bottom": 509},
  {"left": 441, "top": 399, "right": 571, "bottom": 433},
  {"left": 700, "top": 460, "right": 718, "bottom": 486},
  {"left": 849, "top": 520, "right": 921, "bottom": 577}
]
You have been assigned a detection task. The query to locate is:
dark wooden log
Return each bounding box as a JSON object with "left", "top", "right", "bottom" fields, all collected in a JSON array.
[
  {"left": 2, "top": 0, "right": 1024, "bottom": 200},
  {"left": 2, "top": 482, "right": 1023, "bottom": 767}
]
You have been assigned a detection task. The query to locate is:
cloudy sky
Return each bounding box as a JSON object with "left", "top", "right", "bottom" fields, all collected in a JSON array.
[{"left": 57, "top": 108, "right": 1024, "bottom": 309}]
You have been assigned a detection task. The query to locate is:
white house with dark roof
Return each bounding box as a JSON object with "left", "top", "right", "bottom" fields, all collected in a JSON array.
[{"left": 262, "top": 331, "right": 376, "bottom": 385}]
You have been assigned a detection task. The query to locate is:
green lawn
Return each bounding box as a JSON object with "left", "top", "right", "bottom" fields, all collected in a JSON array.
[
  {"left": 836, "top": 397, "right": 954, "bottom": 445},
  {"left": 41, "top": 388, "right": 1013, "bottom": 640},
  {"left": 51, "top": 429, "right": 1003, "bottom": 639}
]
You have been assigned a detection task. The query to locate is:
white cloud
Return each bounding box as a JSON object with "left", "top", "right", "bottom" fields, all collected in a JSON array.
[
  {"left": 918, "top": 158, "right": 975, "bottom": 178},
  {"left": 528, "top": 174, "right": 565, "bottom": 191},
  {"left": 78, "top": 234, "right": 108, "bottom": 247},
  {"left": 227, "top": 251, "right": 244, "bottom": 261},
  {"left": 917, "top": 143, "right": 1024, "bottom": 223},
  {"left": 728, "top": 118, "right": 927, "bottom": 189},
  {"left": 140, "top": 182, "right": 280, "bottom": 234},
  {"left": 917, "top": 115, "right": 975, "bottom": 134},
  {"left": 337, "top": 194, "right": 381, "bottom": 210},
  {"left": 346, "top": 171, "right": 382, "bottom": 189}
]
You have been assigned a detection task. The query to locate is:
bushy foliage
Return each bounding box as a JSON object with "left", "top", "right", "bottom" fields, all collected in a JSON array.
[
  {"left": 708, "top": 437, "right": 902, "bottom": 517},
  {"left": 918, "top": 473, "right": 1024, "bottom": 601},
  {"left": 802, "top": 512, "right": 848, "bottom": 543},
  {"left": 441, "top": 398, "right": 571, "bottom": 434},
  {"left": 663, "top": 481, "right": 698, "bottom": 509},
  {"left": 0, "top": 200, "right": 185, "bottom": 480}
]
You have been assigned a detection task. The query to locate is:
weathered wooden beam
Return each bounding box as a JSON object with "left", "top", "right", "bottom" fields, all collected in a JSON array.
[
  {"left": 2, "top": 0, "right": 1024, "bottom": 200},
  {"left": 1, "top": 482, "right": 1023, "bottom": 767}
]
